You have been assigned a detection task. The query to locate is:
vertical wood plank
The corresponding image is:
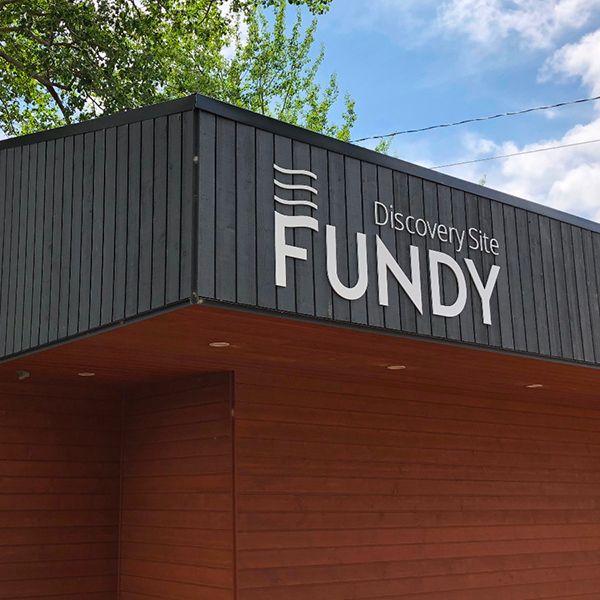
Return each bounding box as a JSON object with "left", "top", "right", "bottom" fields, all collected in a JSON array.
[
  {"left": 113, "top": 125, "right": 129, "bottom": 321},
  {"left": 490, "top": 201, "right": 514, "bottom": 350},
  {"left": 0, "top": 148, "right": 10, "bottom": 354},
  {"left": 582, "top": 229, "right": 600, "bottom": 362},
  {"left": 125, "top": 122, "right": 141, "bottom": 318},
  {"left": 39, "top": 141, "right": 54, "bottom": 345},
  {"left": 515, "top": 208, "right": 538, "bottom": 354},
  {"left": 68, "top": 135, "right": 84, "bottom": 337},
  {"left": 503, "top": 205, "right": 526, "bottom": 352},
  {"left": 293, "top": 140, "right": 315, "bottom": 317},
  {"left": 571, "top": 225, "right": 595, "bottom": 362},
  {"left": 362, "top": 162, "right": 383, "bottom": 329},
  {"left": 180, "top": 110, "right": 194, "bottom": 298},
  {"left": 31, "top": 142, "right": 47, "bottom": 346},
  {"left": 22, "top": 143, "right": 38, "bottom": 349},
  {"left": 58, "top": 137, "right": 73, "bottom": 339},
  {"left": 424, "top": 180, "right": 445, "bottom": 339},
  {"left": 328, "top": 152, "right": 350, "bottom": 322},
  {"left": 551, "top": 219, "right": 573, "bottom": 360},
  {"left": 539, "top": 215, "right": 561, "bottom": 357},
  {"left": 215, "top": 117, "right": 237, "bottom": 303},
  {"left": 345, "top": 156, "right": 367, "bottom": 325},
  {"left": 48, "top": 138, "right": 64, "bottom": 343},
  {"left": 78, "top": 132, "right": 94, "bottom": 332},
  {"left": 274, "top": 135, "right": 295, "bottom": 312},
  {"left": 311, "top": 145, "right": 332, "bottom": 319},
  {"left": 5, "top": 146, "right": 22, "bottom": 355},
  {"left": 438, "top": 184, "right": 461, "bottom": 342},
  {"left": 236, "top": 124, "right": 257, "bottom": 307},
  {"left": 89, "top": 130, "right": 105, "bottom": 329},
  {"left": 151, "top": 116, "right": 167, "bottom": 310},
  {"left": 409, "top": 176, "right": 431, "bottom": 337},
  {"left": 393, "top": 171, "right": 417, "bottom": 334},
  {"left": 197, "top": 111, "right": 216, "bottom": 299},
  {"left": 13, "top": 145, "right": 29, "bottom": 353},
  {"left": 137, "top": 119, "right": 154, "bottom": 314},
  {"left": 101, "top": 127, "right": 117, "bottom": 325},
  {"left": 378, "top": 166, "right": 401, "bottom": 331},
  {"left": 478, "top": 197, "right": 501, "bottom": 346},
  {"left": 166, "top": 113, "right": 182, "bottom": 304},
  {"left": 528, "top": 212, "right": 550, "bottom": 356},
  {"left": 255, "top": 128, "right": 276, "bottom": 310},
  {"left": 561, "top": 221, "right": 584, "bottom": 361},
  {"left": 465, "top": 194, "right": 488, "bottom": 345},
  {"left": 451, "top": 189, "right": 474, "bottom": 344}
]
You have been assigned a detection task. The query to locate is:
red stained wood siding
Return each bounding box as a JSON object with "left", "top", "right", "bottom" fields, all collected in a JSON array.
[
  {"left": 233, "top": 369, "right": 600, "bottom": 600},
  {"left": 0, "top": 381, "right": 121, "bottom": 600},
  {"left": 119, "top": 373, "right": 234, "bottom": 600}
]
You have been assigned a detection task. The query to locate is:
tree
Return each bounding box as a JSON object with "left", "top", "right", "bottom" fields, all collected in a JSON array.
[
  {"left": 211, "top": 0, "right": 356, "bottom": 141},
  {"left": 0, "top": 0, "right": 354, "bottom": 141}
]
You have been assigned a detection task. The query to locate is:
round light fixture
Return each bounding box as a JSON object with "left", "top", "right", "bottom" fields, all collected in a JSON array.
[
  {"left": 526, "top": 383, "right": 543, "bottom": 389},
  {"left": 78, "top": 372, "right": 96, "bottom": 377},
  {"left": 209, "top": 341, "right": 230, "bottom": 348},
  {"left": 387, "top": 365, "right": 407, "bottom": 371}
]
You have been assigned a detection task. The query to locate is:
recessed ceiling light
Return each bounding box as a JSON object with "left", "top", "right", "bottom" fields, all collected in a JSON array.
[
  {"left": 387, "top": 365, "right": 406, "bottom": 370},
  {"left": 78, "top": 372, "right": 96, "bottom": 377},
  {"left": 209, "top": 341, "right": 230, "bottom": 348},
  {"left": 526, "top": 383, "right": 543, "bottom": 389}
]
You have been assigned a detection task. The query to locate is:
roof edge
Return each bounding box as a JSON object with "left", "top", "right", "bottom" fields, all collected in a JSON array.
[
  {"left": 194, "top": 93, "right": 600, "bottom": 234},
  {"left": 0, "top": 95, "right": 197, "bottom": 151}
]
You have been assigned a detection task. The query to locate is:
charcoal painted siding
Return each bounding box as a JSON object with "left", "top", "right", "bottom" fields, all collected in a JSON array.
[
  {"left": 1, "top": 94, "right": 600, "bottom": 366},
  {"left": 195, "top": 100, "right": 600, "bottom": 367},
  {"left": 0, "top": 100, "right": 196, "bottom": 359}
]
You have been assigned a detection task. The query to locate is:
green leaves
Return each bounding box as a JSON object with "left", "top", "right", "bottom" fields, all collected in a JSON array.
[
  {"left": 216, "top": 0, "right": 356, "bottom": 140},
  {"left": 0, "top": 0, "right": 352, "bottom": 140}
]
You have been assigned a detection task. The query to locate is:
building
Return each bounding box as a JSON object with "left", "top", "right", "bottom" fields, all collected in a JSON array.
[{"left": 1, "top": 94, "right": 600, "bottom": 599}]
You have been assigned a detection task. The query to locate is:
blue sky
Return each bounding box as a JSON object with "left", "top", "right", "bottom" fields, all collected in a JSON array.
[{"left": 305, "top": 0, "right": 600, "bottom": 221}]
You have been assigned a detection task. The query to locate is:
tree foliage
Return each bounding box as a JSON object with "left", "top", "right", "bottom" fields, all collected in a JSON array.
[{"left": 0, "top": 0, "right": 354, "bottom": 141}]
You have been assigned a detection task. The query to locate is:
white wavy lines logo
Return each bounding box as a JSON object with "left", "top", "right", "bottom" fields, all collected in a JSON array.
[{"left": 273, "top": 163, "right": 319, "bottom": 210}]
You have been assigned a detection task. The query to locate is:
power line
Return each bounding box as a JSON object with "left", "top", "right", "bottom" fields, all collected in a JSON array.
[
  {"left": 432, "top": 138, "right": 600, "bottom": 170},
  {"left": 351, "top": 95, "right": 600, "bottom": 143}
]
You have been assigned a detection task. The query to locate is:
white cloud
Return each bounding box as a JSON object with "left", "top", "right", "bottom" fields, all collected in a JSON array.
[
  {"left": 540, "top": 28, "right": 600, "bottom": 93},
  {"left": 438, "top": 0, "right": 600, "bottom": 48},
  {"left": 435, "top": 21, "right": 600, "bottom": 222}
]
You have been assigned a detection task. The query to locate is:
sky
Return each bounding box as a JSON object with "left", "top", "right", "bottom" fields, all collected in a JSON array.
[{"left": 309, "top": 0, "right": 600, "bottom": 222}]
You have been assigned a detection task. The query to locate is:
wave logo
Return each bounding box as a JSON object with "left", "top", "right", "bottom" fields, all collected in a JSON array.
[
  {"left": 273, "top": 163, "right": 319, "bottom": 211},
  {"left": 274, "top": 163, "right": 322, "bottom": 289}
]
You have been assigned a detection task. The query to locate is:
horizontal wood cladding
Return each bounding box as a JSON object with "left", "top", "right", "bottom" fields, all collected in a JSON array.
[
  {"left": 0, "top": 108, "right": 195, "bottom": 360},
  {"left": 233, "top": 369, "right": 600, "bottom": 600},
  {"left": 119, "top": 373, "right": 234, "bottom": 600},
  {"left": 197, "top": 109, "right": 600, "bottom": 366},
  {"left": 0, "top": 382, "right": 121, "bottom": 599}
]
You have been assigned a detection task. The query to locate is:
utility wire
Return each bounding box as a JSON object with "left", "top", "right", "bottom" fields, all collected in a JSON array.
[
  {"left": 351, "top": 95, "right": 600, "bottom": 143},
  {"left": 432, "top": 138, "right": 600, "bottom": 170}
]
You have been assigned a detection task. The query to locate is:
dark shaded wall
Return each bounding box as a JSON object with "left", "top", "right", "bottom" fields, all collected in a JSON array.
[
  {"left": 0, "top": 381, "right": 121, "bottom": 599},
  {"left": 119, "top": 374, "right": 235, "bottom": 600}
]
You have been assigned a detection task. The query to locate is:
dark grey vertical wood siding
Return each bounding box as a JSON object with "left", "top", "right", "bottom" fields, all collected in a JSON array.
[
  {"left": 196, "top": 108, "right": 600, "bottom": 367},
  {"left": 2, "top": 96, "right": 600, "bottom": 367},
  {"left": 0, "top": 107, "right": 195, "bottom": 359}
]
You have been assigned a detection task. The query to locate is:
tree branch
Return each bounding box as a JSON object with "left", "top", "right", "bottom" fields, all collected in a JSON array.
[
  {"left": 0, "top": 49, "right": 66, "bottom": 89},
  {"left": 0, "top": 49, "right": 71, "bottom": 122},
  {"left": 45, "top": 83, "right": 71, "bottom": 124}
]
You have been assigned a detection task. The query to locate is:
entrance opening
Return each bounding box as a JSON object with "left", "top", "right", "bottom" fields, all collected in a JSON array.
[{"left": 0, "top": 372, "right": 234, "bottom": 600}]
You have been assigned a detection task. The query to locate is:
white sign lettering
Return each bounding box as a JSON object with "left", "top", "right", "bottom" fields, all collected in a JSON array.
[{"left": 273, "top": 164, "right": 502, "bottom": 326}]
